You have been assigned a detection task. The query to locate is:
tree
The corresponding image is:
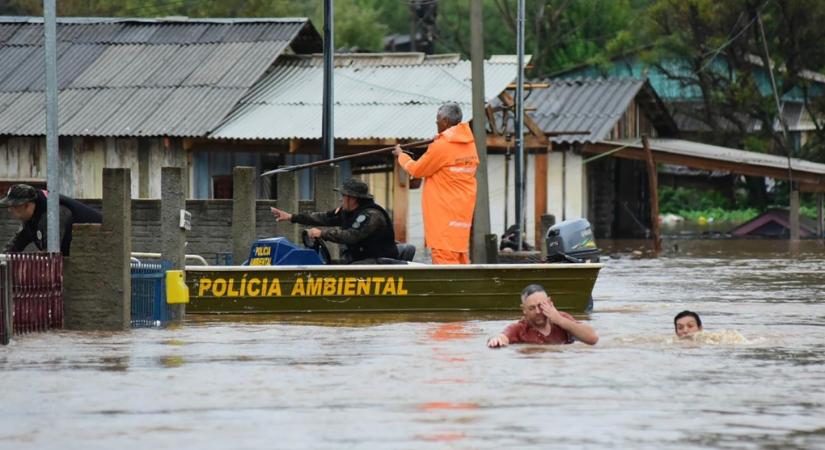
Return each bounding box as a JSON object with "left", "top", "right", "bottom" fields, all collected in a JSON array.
[
  {"left": 5, "top": 0, "right": 389, "bottom": 52},
  {"left": 637, "top": 0, "right": 825, "bottom": 207}
]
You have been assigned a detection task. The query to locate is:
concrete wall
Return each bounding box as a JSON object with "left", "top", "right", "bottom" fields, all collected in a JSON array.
[{"left": 0, "top": 199, "right": 318, "bottom": 263}]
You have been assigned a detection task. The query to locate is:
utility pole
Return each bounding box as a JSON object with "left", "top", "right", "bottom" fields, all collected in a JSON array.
[
  {"left": 514, "top": 0, "right": 526, "bottom": 250},
  {"left": 322, "top": 0, "right": 334, "bottom": 160},
  {"left": 470, "top": 0, "right": 493, "bottom": 263},
  {"left": 44, "top": 0, "right": 59, "bottom": 252},
  {"left": 757, "top": 12, "right": 798, "bottom": 241}
]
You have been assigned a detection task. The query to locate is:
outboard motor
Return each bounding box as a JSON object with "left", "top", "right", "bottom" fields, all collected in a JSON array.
[{"left": 545, "top": 218, "right": 600, "bottom": 263}]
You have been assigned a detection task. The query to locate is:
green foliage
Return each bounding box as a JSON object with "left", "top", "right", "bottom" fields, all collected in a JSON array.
[
  {"left": 676, "top": 208, "right": 759, "bottom": 223},
  {"left": 659, "top": 186, "right": 730, "bottom": 213},
  {"left": 7, "top": 0, "right": 389, "bottom": 51},
  {"left": 660, "top": 185, "right": 820, "bottom": 223}
]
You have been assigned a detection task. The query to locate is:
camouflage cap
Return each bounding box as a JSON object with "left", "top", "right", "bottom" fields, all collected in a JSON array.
[
  {"left": 0, "top": 184, "right": 38, "bottom": 207},
  {"left": 333, "top": 178, "right": 373, "bottom": 199}
]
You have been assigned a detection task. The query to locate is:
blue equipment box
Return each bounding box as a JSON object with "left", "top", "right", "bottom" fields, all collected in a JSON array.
[{"left": 245, "top": 238, "right": 324, "bottom": 266}]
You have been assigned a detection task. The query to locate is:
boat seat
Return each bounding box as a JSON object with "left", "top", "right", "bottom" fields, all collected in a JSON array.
[{"left": 396, "top": 243, "right": 416, "bottom": 262}]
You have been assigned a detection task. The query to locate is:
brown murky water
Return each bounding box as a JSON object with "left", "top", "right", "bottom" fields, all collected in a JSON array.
[{"left": 1, "top": 239, "right": 824, "bottom": 449}]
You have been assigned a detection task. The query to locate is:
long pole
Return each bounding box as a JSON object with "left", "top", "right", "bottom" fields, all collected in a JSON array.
[
  {"left": 44, "top": 0, "right": 59, "bottom": 253},
  {"left": 470, "top": 0, "right": 492, "bottom": 263},
  {"left": 322, "top": 0, "right": 334, "bottom": 160},
  {"left": 757, "top": 12, "right": 798, "bottom": 241},
  {"left": 514, "top": 0, "right": 525, "bottom": 250},
  {"left": 260, "top": 139, "right": 432, "bottom": 177}
]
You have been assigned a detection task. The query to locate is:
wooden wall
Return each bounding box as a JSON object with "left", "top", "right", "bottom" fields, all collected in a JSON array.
[{"left": 0, "top": 136, "right": 184, "bottom": 199}]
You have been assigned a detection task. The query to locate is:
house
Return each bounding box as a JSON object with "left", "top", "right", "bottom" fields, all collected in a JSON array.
[
  {"left": 487, "top": 78, "right": 677, "bottom": 240},
  {"left": 0, "top": 16, "right": 323, "bottom": 198},
  {"left": 498, "top": 77, "right": 825, "bottom": 242},
  {"left": 205, "top": 52, "right": 524, "bottom": 248},
  {"left": 730, "top": 209, "right": 819, "bottom": 238},
  {"left": 555, "top": 54, "right": 825, "bottom": 151}
]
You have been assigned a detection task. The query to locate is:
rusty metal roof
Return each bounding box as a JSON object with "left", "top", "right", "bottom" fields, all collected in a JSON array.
[
  {"left": 0, "top": 17, "right": 321, "bottom": 137},
  {"left": 211, "top": 53, "right": 523, "bottom": 140}
]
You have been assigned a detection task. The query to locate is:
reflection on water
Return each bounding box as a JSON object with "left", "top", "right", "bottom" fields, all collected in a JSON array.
[{"left": 1, "top": 240, "right": 824, "bottom": 449}]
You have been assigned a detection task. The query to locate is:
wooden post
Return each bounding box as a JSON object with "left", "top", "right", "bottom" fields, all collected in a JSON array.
[
  {"left": 539, "top": 214, "right": 556, "bottom": 260},
  {"left": 789, "top": 190, "right": 800, "bottom": 241},
  {"left": 534, "top": 148, "right": 548, "bottom": 249},
  {"left": 642, "top": 136, "right": 661, "bottom": 253},
  {"left": 392, "top": 162, "right": 409, "bottom": 243},
  {"left": 485, "top": 233, "right": 499, "bottom": 264},
  {"left": 470, "top": 0, "right": 493, "bottom": 264}
]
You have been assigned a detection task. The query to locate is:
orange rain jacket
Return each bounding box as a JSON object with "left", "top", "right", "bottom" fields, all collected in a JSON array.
[{"left": 397, "top": 122, "right": 479, "bottom": 253}]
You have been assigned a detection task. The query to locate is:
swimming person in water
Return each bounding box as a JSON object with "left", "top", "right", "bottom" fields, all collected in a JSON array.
[
  {"left": 674, "top": 310, "right": 703, "bottom": 338},
  {"left": 487, "top": 284, "right": 598, "bottom": 348}
]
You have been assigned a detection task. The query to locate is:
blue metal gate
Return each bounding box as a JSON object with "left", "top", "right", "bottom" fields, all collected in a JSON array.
[{"left": 130, "top": 260, "right": 173, "bottom": 328}]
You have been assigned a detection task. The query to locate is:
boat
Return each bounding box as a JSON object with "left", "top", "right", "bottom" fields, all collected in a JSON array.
[
  {"left": 182, "top": 219, "right": 602, "bottom": 314},
  {"left": 184, "top": 262, "right": 601, "bottom": 314}
]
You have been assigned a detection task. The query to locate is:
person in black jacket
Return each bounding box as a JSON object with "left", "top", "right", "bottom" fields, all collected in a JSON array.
[
  {"left": 1, "top": 184, "right": 102, "bottom": 256},
  {"left": 269, "top": 178, "right": 399, "bottom": 264}
]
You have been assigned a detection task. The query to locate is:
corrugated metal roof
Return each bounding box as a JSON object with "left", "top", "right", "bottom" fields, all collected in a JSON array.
[
  {"left": 0, "top": 45, "right": 45, "bottom": 91},
  {"left": 0, "top": 24, "right": 20, "bottom": 43},
  {"left": 54, "top": 44, "right": 107, "bottom": 89},
  {"left": 0, "top": 17, "right": 321, "bottom": 137},
  {"left": 217, "top": 41, "right": 288, "bottom": 88},
  {"left": 211, "top": 54, "right": 521, "bottom": 140},
  {"left": 67, "top": 44, "right": 144, "bottom": 88},
  {"left": 6, "top": 24, "right": 42, "bottom": 45},
  {"left": 304, "top": 52, "right": 462, "bottom": 67},
  {"left": 216, "top": 104, "right": 448, "bottom": 140},
  {"left": 0, "top": 46, "right": 37, "bottom": 85},
  {"left": 531, "top": 78, "right": 646, "bottom": 144},
  {"left": 148, "top": 24, "right": 209, "bottom": 44},
  {"left": 143, "top": 44, "right": 213, "bottom": 87},
  {"left": 14, "top": 89, "right": 96, "bottom": 135},
  {"left": 604, "top": 138, "right": 825, "bottom": 176},
  {"left": 135, "top": 87, "right": 246, "bottom": 137},
  {"left": 105, "top": 44, "right": 179, "bottom": 87},
  {"left": 66, "top": 23, "right": 124, "bottom": 43},
  {"left": 61, "top": 88, "right": 138, "bottom": 135},
  {"left": 257, "top": 22, "right": 307, "bottom": 42},
  {"left": 109, "top": 24, "right": 161, "bottom": 44},
  {"left": 0, "top": 92, "right": 43, "bottom": 134},
  {"left": 222, "top": 23, "right": 272, "bottom": 42}
]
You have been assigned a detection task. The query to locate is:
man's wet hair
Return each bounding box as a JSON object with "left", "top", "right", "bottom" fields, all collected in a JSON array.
[
  {"left": 674, "top": 310, "right": 702, "bottom": 331},
  {"left": 520, "top": 283, "right": 547, "bottom": 303},
  {"left": 437, "top": 102, "right": 463, "bottom": 126}
]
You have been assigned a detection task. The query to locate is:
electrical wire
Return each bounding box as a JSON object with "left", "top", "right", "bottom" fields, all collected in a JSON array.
[{"left": 697, "top": 0, "right": 772, "bottom": 73}]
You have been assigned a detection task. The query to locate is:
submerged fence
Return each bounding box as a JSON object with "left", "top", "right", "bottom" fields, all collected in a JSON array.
[
  {"left": 0, "top": 253, "right": 64, "bottom": 345},
  {"left": 131, "top": 259, "right": 173, "bottom": 328}
]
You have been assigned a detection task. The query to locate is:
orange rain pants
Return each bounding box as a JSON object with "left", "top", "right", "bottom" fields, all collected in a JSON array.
[{"left": 430, "top": 248, "right": 470, "bottom": 265}]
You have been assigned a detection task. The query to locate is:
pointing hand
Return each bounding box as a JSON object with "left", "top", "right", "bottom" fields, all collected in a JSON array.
[{"left": 270, "top": 207, "right": 292, "bottom": 222}]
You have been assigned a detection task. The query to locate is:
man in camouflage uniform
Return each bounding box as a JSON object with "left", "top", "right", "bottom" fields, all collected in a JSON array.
[{"left": 270, "top": 178, "right": 399, "bottom": 264}]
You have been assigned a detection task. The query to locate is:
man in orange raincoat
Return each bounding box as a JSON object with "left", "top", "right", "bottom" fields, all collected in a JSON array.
[{"left": 393, "top": 103, "right": 479, "bottom": 264}]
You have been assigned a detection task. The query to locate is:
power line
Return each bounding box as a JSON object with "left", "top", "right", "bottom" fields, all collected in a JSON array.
[{"left": 698, "top": 0, "right": 771, "bottom": 73}]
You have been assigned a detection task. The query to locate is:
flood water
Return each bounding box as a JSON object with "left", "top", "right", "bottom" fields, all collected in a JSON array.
[{"left": 2, "top": 239, "right": 824, "bottom": 449}]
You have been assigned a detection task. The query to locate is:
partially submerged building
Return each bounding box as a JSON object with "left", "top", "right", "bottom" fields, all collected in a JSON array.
[{"left": 0, "top": 16, "right": 322, "bottom": 197}]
